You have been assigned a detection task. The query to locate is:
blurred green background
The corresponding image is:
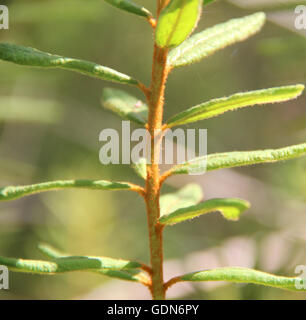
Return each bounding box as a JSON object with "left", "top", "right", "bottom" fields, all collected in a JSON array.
[{"left": 0, "top": 0, "right": 305, "bottom": 300}]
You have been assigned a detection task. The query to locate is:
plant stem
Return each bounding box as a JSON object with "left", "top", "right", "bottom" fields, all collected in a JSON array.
[{"left": 145, "top": 44, "right": 169, "bottom": 300}]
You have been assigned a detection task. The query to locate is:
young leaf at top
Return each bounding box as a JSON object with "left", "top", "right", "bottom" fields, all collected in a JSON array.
[
  {"left": 132, "top": 157, "right": 147, "bottom": 180},
  {"left": 160, "top": 184, "right": 203, "bottom": 216},
  {"left": 0, "top": 43, "right": 139, "bottom": 85},
  {"left": 104, "top": 0, "right": 153, "bottom": 19},
  {"left": 155, "top": 0, "right": 202, "bottom": 48},
  {"left": 166, "top": 85, "right": 304, "bottom": 127},
  {"left": 159, "top": 198, "right": 250, "bottom": 225},
  {"left": 37, "top": 243, "right": 151, "bottom": 285},
  {"left": 0, "top": 179, "right": 142, "bottom": 202},
  {"left": 101, "top": 88, "right": 148, "bottom": 125},
  {"left": 168, "top": 12, "right": 266, "bottom": 68},
  {"left": 176, "top": 267, "right": 306, "bottom": 291},
  {"left": 168, "top": 143, "right": 306, "bottom": 176}
]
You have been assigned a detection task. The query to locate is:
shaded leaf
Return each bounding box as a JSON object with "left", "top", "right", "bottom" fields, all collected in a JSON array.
[
  {"left": 160, "top": 184, "right": 203, "bottom": 216},
  {"left": 169, "top": 143, "right": 306, "bottom": 175},
  {"left": 156, "top": 0, "right": 202, "bottom": 48},
  {"left": 0, "top": 179, "right": 139, "bottom": 202},
  {"left": 104, "top": 0, "right": 153, "bottom": 18},
  {"left": 101, "top": 88, "right": 148, "bottom": 125},
  {"left": 0, "top": 43, "right": 138, "bottom": 85},
  {"left": 168, "top": 12, "right": 266, "bottom": 68},
  {"left": 37, "top": 243, "right": 150, "bottom": 284},
  {"left": 132, "top": 157, "right": 147, "bottom": 180},
  {"left": 167, "top": 85, "right": 305, "bottom": 127},
  {"left": 179, "top": 267, "right": 306, "bottom": 291},
  {"left": 159, "top": 198, "right": 250, "bottom": 225},
  {"left": 203, "top": 0, "right": 216, "bottom": 5}
]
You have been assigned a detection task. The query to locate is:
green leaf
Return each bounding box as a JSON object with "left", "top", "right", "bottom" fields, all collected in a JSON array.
[
  {"left": 156, "top": 0, "right": 202, "bottom": 48},
  {"left": 0, "top": 43, "right": 138, "bottom": 85},
  {"left": 37, "top": 243, "right": 150, "bottom": 284},
  {"left": 179, "top": 267, "right": 306, "bottom": 291},
  {"left": 160, "top": 184, "right": 203, "bottom": 216},
  {"left": 167, "top": 85, "right": 305, "bottom": 127},
  {"left": 104, "top": 0, "right": 153, "bottom": 18},
  {"left": 159, "top": 198, "right": 250, "bottom": 225},
  {"left": 101, "top": 88, "right": 148, "bottom": 125},
  {"left": 0, "top": 179, "right": 138, "bottom": 202},
  {"left": 203, "top": 0, "right": 216, "bottom": 5},
  {"left": 168, "top": 12, "right": 266, "bottom": 68},
  {"left": 0, "top": 254, "right": 141, "bottom": 274},
  {"left": 169, "top": 143, "right": 306, "bottom": 175},
  {"left": 132, "top": 157, "right": 147, "bottom": 180}
]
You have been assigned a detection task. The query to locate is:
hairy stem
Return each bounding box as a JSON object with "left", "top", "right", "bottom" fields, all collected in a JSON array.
[{"left": 145, "top": 41, "right": 169, "bottom": 299}]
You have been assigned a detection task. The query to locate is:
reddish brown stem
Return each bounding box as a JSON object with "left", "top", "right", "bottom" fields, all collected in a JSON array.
[{"left": 144, "top": 43, "right": 170, "bottom": 300}]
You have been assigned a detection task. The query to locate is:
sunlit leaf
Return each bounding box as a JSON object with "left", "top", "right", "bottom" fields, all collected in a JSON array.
[
  {"left": 101, "top": 88, "right": 148, "bottom": 125},
  {"left": 159, "top": 198, "right": 250, "bottom": 225},
  {"left": 169, "top": 143, "right": 306, "bottom": 175},
  {"left": 178, "top": 267, "right": 306, "bottom": 291},
  {"left": 37, "top": 243, "right": 150, "bottom": 284},
  {"left": 156, "top": 0, "right": 202, "bottom": 48},
  {"left": 167, "top": 85, "right": 305, "bottom": 127},
  {"left": 168, "top": 12, "right": 266, "bottom": 68},
  {"left": 160, "top": 184, "right": 203, "bottom": 216},
  {"left": 0, "top": 179, "right": 140, "bottom": 202},
  {"left": 0, "top": 254, "right": 142, "bottom": 274},
  {"left": 104, "top": 0, "right": 153, "bottom": 19},
  {"left": 0, "top": 43, "right": 139, "bottom": 85},
  {"left": 132, "top": 157, "right": 147, "bottom": 180}
]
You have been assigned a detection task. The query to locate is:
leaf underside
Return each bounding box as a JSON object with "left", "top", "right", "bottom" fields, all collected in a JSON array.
[
  {"left": 160, "top": 183, "right": 203, "bottom": 216},
  {"left": 167, "top": 85, "right": 304, "bottom": 127},
  {"left": 156, "top": 0, "right": 202, "bottom": 48},
  {"left": 180, "top": 267, "right": 306, "bottom": 291},
  {"left": 132, "top": 157, "right": 147, "bottom": 179},
  {"left": 0, "top": 43, "right": 138, "bottom": 85},
  {"left": 101, "top": 88, "right": 148, "bottom": 125},
  {"left": 159, "top": 198, "right": 250, "bottom": 225},
  {"left": 168, "top": 12, "right": 266, "bottom": 68}
]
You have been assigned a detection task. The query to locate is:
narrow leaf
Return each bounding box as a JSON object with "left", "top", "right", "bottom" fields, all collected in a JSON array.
[
  {"left": 179, "top": 267, "right": 306, "bottom": 291},
  {"left": 167, "top": 85, "right": 305, "bottom": 127},
  {"left": 0, "top": 43, "right": 138, "bottom": 85},
  {"left": 156, "top": 0, "right": 202, "bottom": 48},
  {"left": 104, "top": 0, "right": 153, "bottom": 18},
  {"left": 170, "top": 143, "right": 306, "bottom": 175},
  {"left": 160, "top": 184, "right": 203, "bottom": 216},
  {"left": 37, "top": 243, "right": 150, "bottom": 284},
  {"left": 132, "top": 157, "right": 147, "bottom": 180},
  {"left": 168, "top": 12, "right": 266, "bottom": 68},
  {"left": 101, "top": 88, "right": 148, "bottom": 125},
  {"left": 159, "top": 198, "right": 250, "bottom": 225},
  {"left": 0, "top": 255, "right": 141, "bottom": 274},
  {"left": 0, "top": 179, "right": 139, "bottom": 202}
]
